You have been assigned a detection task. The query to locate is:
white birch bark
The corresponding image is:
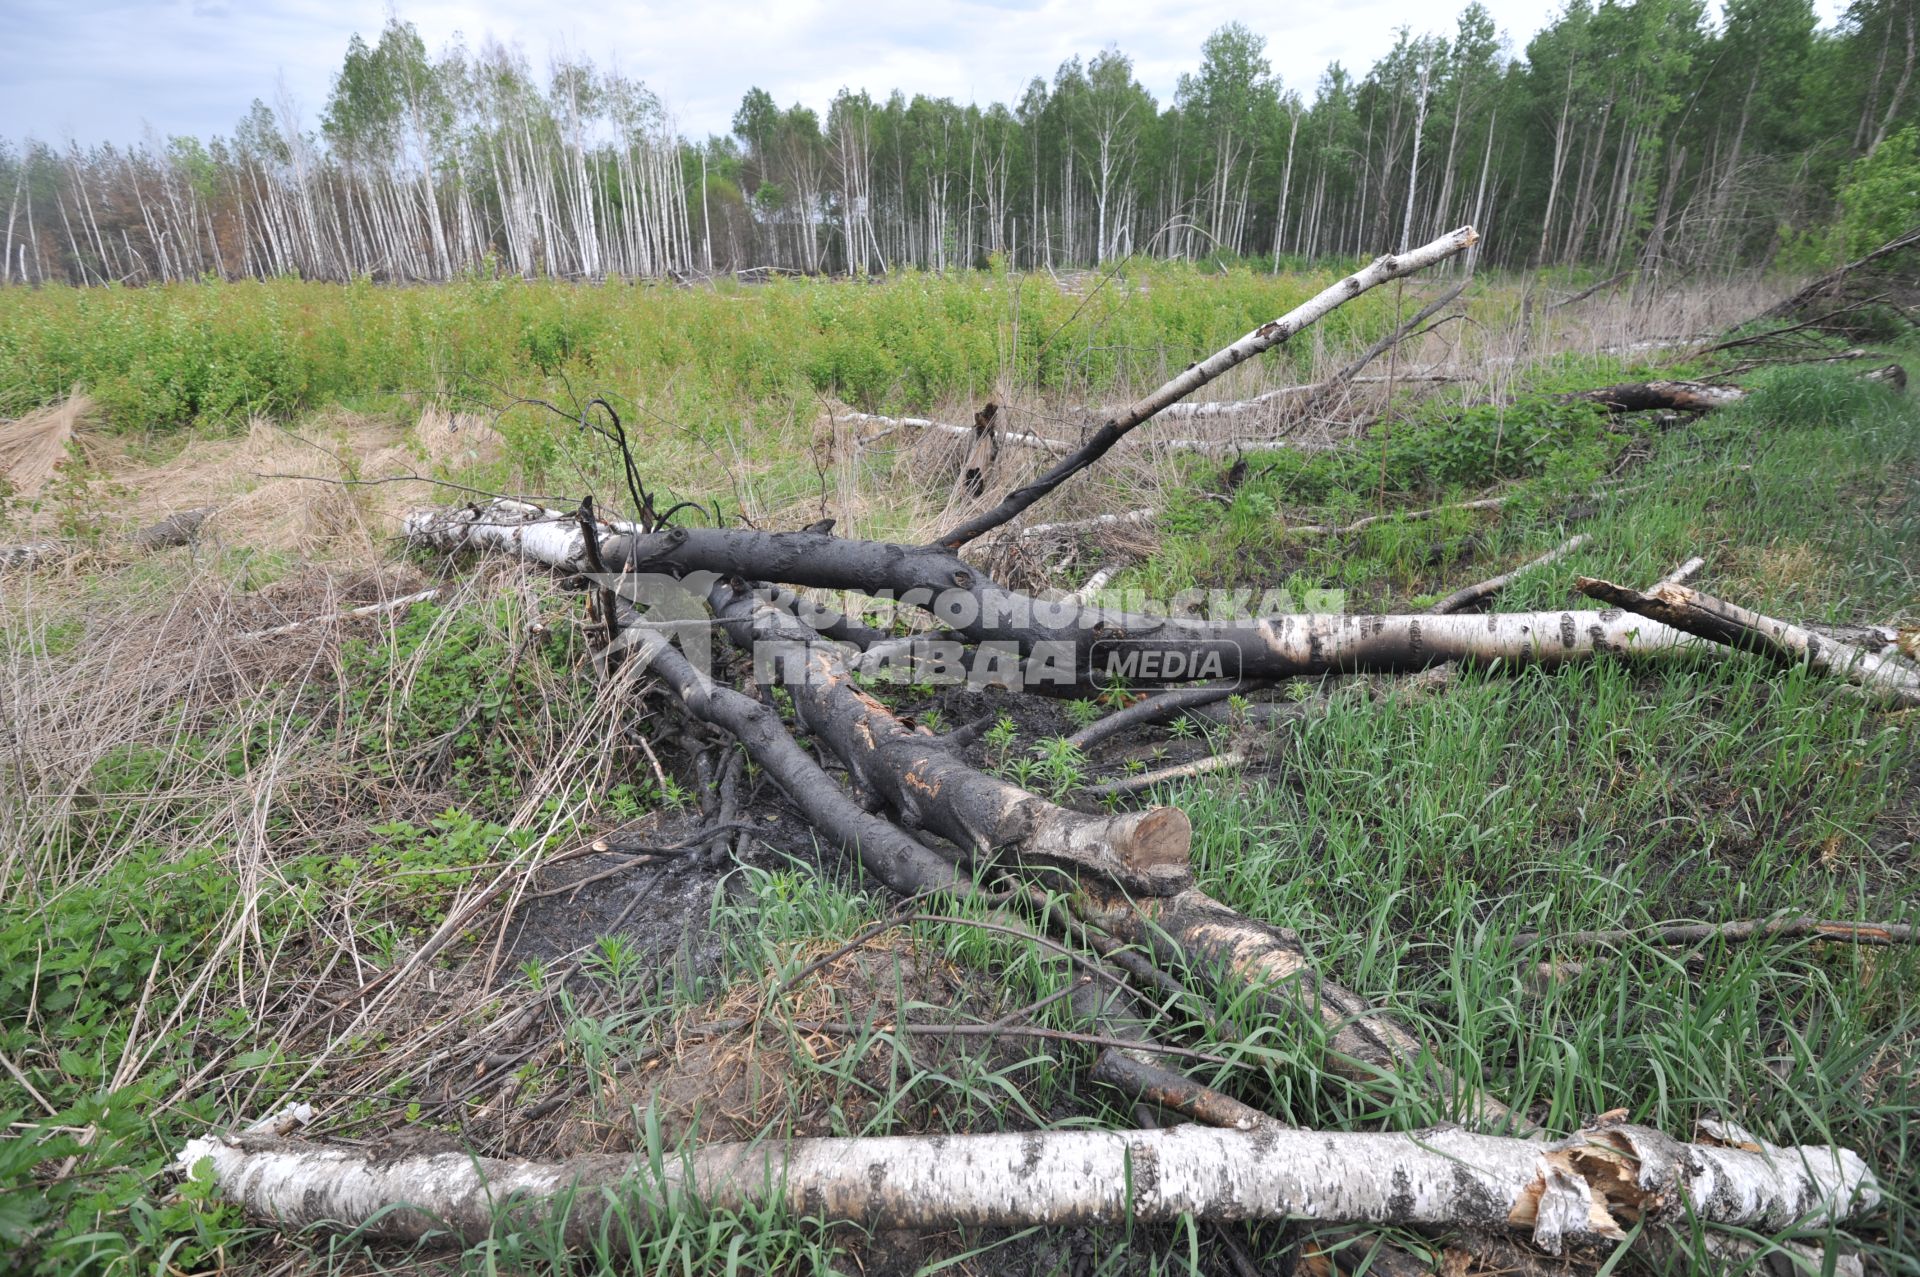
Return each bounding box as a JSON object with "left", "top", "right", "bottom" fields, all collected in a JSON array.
[
  {"left": 178, "top": 1117, "right": 1877, "bottom": 1251},
  {"left": 1578, "top": 579, "right": 1920, "bottom": 707}
]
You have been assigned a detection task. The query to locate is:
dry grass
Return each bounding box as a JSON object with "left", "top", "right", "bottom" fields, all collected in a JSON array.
[
  {"left": 0, "top": 390, "right": 100, "bottom": 499},
  {"left": 77, "top": 413, "right": 423, "bottom": 560},
  {"left": 0, "top": 554, "right": 644, "bottom": 1169},
  {"left": 415, "top": 404, "right": 505, "bottom": 472}
]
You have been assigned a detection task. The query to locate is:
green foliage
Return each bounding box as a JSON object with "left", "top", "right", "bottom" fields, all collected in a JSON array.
[
  {"left": 1837, "top": 126, "right": 1920, "bottom": 259},
  {"left": 0, "top": 266, "right": 1393, "bottom": 430},
  {"left": 0, "top": 847, "right": 262, "bottom": 1274}
]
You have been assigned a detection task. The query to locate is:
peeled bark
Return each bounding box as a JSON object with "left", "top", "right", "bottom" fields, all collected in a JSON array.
[
  {"left": 936, "top": 226, "right": 1479, "bottom": 547},
  {"left": 1576, "top": 578, "right": 1920, "bottom": 707},
  {"left": 178, "top": 1116, "right": 1877, "bottom": 1251}
]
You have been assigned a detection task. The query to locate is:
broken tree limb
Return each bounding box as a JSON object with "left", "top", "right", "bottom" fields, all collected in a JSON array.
[
  {"left": 408, "top": 502, "right": 1524, "bottom": 1123},
  {"left": 1281, "top": 277, "right": 1472, "bottom": 423},
  {"left": 1548, "top": 270, "right": 1633, "bottom": 311},
  {"left": 177, "top": 1115, "right": 1877, "bottom": 1250},
  {"left": 1427, "top": 534, "right": 1589, "bottom": 615},
  {"left": 1010, "top": 506, "right": 1156, "bottom": 543},
  {"left": 1150, "top": 373, "right": 1456, "bottom": 422},
  {"left": 1518, "top": 917, "right": 1917, "bottom": 949},
  {"left": 1327, "top": 280, "right": 1471, "bottom": 387},
  {"left": 1083, "top": 752, "right": 1247, "bottom": 797},
  {"left": 239, "top": 587, "right": 445, "bottom": 641},
  {"left": 1070, "top": 883, "right": 1525, "bottom": 1132},
  {"left": 1575, "top": 578, "right": 1920, "bottom": 707},
  {"left": 1064, "top": 680, "right": 1271, "bottom": 753},
  {"left": 1656, "top": 556, "right": 1707, "bottom": 587},
  {"left": 935, "top": 226, "right": 1479, "bottom": 548},
  {"left": 1285, "top": 494, "right": 1511, "bottom": 538},
  {"left": 839, "top": 407, "right": 1073, "bottom": 453},
  {"left": 1072, "top": 975, "right": 1272, "bottom": 1132},
  {"left": 1758, "top": 225, "right": 1920, "bottom": 322},
  {"left": 697, "top": 577, "right": 1192, "bottom": 896},
  {"left": 619, "top": 622, "right": 969, "bottom": 899},
  {"left": 676, "top": 557, "right": 1507, "bottom": 1124}
]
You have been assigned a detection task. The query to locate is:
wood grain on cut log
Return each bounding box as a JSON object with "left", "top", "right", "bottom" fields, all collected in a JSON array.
[
  {"left": 178, "top": 1116, "right": 1877, "bottom": 1250},
  {"left": 1576, "top": 577, "right": 1920, "bottom": 707},
  {"left": 936, "top": 226, "right": 1480, "bottom": 548}
]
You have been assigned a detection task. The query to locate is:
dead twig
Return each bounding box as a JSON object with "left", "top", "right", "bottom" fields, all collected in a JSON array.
[{"left": 1427, "top": 534, "right": 1589, "bottom": 615}]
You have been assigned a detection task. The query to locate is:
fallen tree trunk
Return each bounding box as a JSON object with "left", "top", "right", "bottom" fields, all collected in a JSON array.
[
  {"left": 178, "top": 1115, "right": 1877, "bottom": 1251},
  {"left": 409, "top": 500, "right": 1697, "bottom": 693},
  {"left": 718, "top": 598, "right": 1501, "bottom": 1115},
  {"left": 1151, "top": 373, "right": 1456, "bottom": 422},
  {"left": 1570, "top": 365, "right": 1904, "bottom": 415},
  {"left": 840, "top": 408, "right": 1073, "bottom": 453},
  {"left": 1071, "top": 883, "right": 1521, "bottom": 1131},
  {"left": 1570, "top": 380, "right": 1749, "bottom": 414},
  {"left": 405, "top": 500, "right": 1629, "bottom": 1122},
  {"left": 1758, "top": 225, "right": 1920, "bottom": 322},
  {"left": 2, "top": 505, "right": 217, "bottom": 568},
  {"left": 1576, "top": 578, "right": 1920, "bottom": 707},
  {"left": 936, "top": 226, "right": 1479, "bottom": 547}
]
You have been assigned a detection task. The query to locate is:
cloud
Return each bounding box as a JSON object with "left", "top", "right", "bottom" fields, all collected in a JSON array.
[{"left": 0, "top": 0, "right": 1856, "bottom": 147}]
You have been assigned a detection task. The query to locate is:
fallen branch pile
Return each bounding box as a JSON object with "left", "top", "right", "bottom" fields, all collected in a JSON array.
[{"left": 175, "top": 226, "right": 1913, "bottom": 1269}]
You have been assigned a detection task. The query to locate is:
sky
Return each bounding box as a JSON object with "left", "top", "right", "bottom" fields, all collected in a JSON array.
[{"left": 1, "top": 0, "right": 1855, "bottom": 148}]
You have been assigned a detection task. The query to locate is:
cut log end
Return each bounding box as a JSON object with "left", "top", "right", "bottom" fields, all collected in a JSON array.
[{"left": 1108, "top": 806, "right": 1192, "bottom": 871}]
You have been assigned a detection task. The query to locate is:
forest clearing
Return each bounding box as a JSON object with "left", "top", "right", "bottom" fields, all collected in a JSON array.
[
  {"left": 9, "top": 1, "right": 1920, "bottom": 1269},
  {"left": 1, "top": 217, "right": 1916, "bottom": 1275}
]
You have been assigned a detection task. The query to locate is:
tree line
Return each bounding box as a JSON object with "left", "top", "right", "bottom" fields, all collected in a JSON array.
[{"left": 2, "top": 0, "right": 1914, "bottom": 286}]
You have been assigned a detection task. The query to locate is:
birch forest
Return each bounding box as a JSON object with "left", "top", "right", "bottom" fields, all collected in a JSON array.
[{"left": 4, "top": 0, "right": 1917, "bottom": 286}]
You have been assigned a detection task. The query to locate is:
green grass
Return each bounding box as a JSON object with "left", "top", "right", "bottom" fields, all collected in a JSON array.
[{"left": 1, "top": 269, "right": 1915, "bottom": 1275}]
